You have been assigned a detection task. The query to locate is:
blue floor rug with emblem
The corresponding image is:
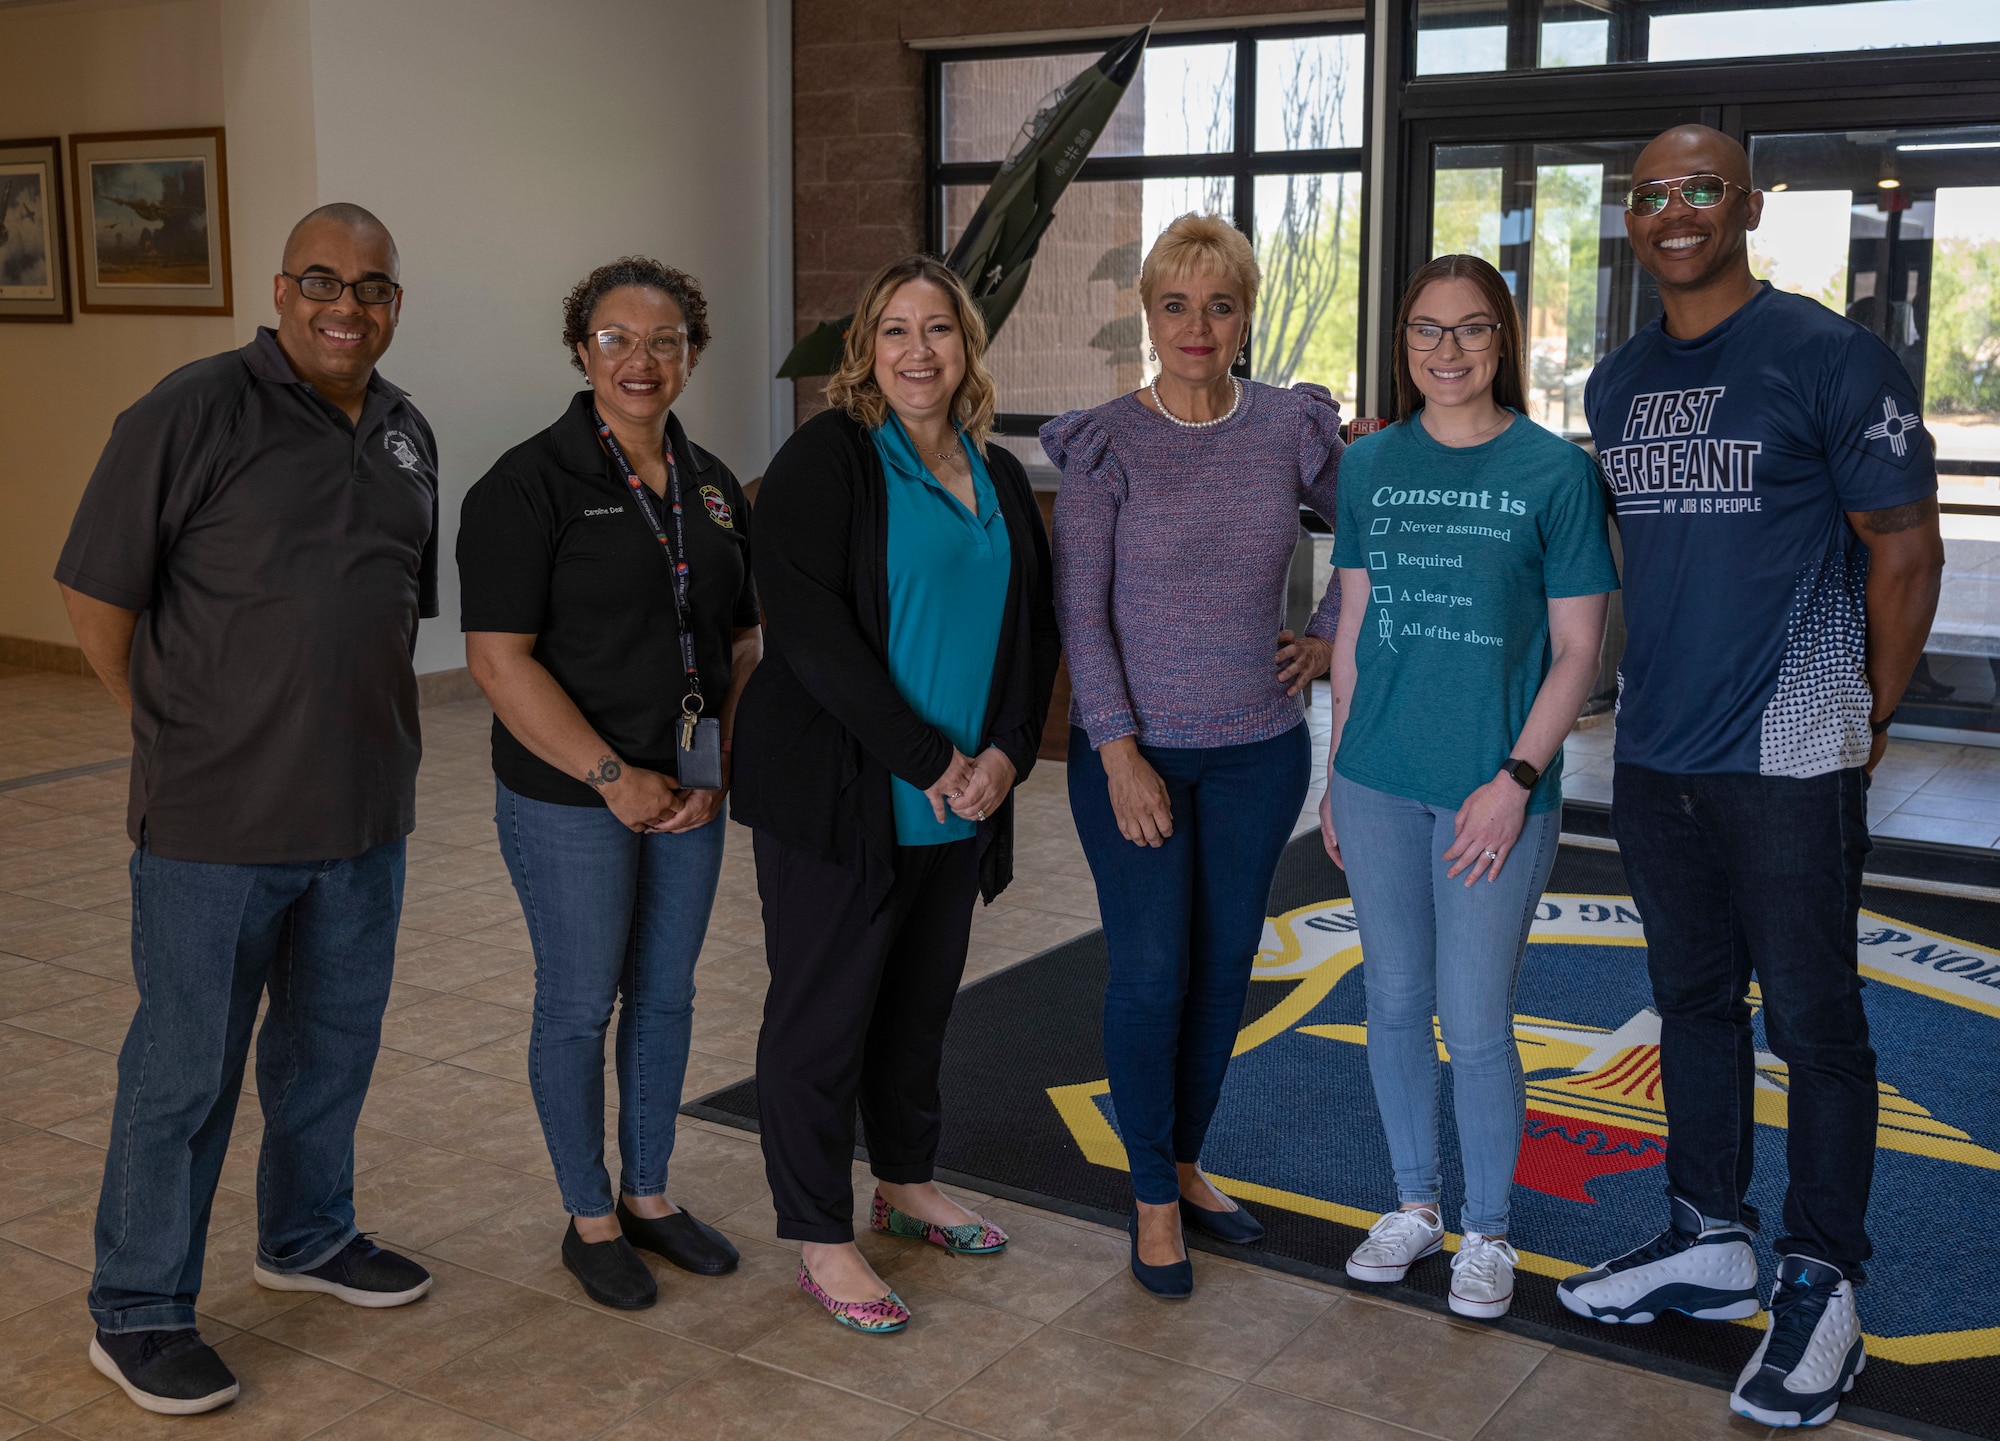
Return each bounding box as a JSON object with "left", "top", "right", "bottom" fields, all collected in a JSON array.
[{"left": 686, "top": 834, "right": 2000, "bottom": 1441}]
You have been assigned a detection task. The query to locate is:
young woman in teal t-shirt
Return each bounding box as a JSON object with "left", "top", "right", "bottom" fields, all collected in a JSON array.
[{"left": 1321, "top": 254, "right": 1618, "bottom": 1320}]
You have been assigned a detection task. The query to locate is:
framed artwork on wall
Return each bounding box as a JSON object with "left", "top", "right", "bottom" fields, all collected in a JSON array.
[
  {"left": 69, "top": 127, "right": 231, "bottom": 315},
  {"left": 0, "top": 136, "right": 73, "bottom": 323}
]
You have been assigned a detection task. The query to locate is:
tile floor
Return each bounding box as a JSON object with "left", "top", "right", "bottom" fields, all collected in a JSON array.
[
  {"left": 1563, "top": 719, "right": 2000, "bottom": 850},
  {"left": 0, "top": 667, "right": 1900, "bottom": 1441}
]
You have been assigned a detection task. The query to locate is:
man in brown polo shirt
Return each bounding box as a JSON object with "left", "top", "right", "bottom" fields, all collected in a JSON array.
[{"left": 56, "top": 203, "right": 438, "bottom": 1416}]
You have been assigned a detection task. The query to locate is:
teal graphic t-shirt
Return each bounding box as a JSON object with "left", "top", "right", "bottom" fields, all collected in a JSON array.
[{"left": 1331, "top": 412, "right": 1619, "bottom": 814}]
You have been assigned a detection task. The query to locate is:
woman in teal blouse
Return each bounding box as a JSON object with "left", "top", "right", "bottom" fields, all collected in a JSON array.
[{"left": 733, "top": 255, "right": 1059, "bottom": 1334}]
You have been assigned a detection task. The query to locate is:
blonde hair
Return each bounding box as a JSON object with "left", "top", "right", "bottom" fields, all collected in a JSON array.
[
  {"left": 826, "top": 255, "right": 997, "bottom": 452},
  {"left": 1139, "top": 212, "right": 1260, "bottom": 315}
]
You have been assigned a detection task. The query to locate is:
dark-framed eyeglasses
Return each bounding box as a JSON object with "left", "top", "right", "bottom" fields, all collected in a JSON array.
[
  {"left": 1625, "top": 173, "right": 1739, "bottom": 216},
  {"left": 283, "top": 271, "right": 400, "bottom": 306},
  {"left": 591, "top": 328, "right": 689, "bottom": 363},
  {"left": 1405, "top": 322, "right": 1497, "bottom": 352}
]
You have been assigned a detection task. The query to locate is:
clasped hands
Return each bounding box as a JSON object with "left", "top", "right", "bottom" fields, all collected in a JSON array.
[
  {"left": 601, "top": 759, "right": 728, "bottom": 834},
  {"left": 923, "top": 746, "right": 1016, "bottom": 825}
]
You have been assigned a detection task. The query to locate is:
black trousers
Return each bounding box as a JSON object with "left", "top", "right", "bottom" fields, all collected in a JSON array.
[
  {"left": 1612, "top": 762, "right": 1877, "bottom": 1277},
  {"left": 752, "top": 829, "right": 981, "bottom": 1243}
]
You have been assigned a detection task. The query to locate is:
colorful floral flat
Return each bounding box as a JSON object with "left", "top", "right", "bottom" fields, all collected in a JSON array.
[
  {"left": 871, "top": 1192, "right": 1009, "bottom": 1255},
  {"left": 797, "top": 1265, "right": 910, "bottom": 1334}
]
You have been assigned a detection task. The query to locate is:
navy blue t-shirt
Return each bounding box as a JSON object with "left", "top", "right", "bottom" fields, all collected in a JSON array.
[{"left": 1585, "top": 284, "right": 1936, "bottom": 777}]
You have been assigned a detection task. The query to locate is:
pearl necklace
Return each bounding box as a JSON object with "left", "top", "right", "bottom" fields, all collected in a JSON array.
[{"left": 1149, "top": 375, "right": 1242, "bottom": 429}]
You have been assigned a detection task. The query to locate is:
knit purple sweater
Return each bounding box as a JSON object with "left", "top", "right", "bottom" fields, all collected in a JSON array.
[{"left": 1043, "top": 381, "right": 1345, "bottom": 750}]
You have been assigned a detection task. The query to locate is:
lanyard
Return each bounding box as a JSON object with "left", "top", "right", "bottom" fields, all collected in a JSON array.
[{"left": 592, "top": 407, "right": 703, "bottom": 719}]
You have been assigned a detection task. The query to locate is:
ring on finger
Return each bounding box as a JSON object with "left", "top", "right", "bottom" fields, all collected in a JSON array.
[{"left": 1481, "top": 848, "right": 1500, "bottom": 861}]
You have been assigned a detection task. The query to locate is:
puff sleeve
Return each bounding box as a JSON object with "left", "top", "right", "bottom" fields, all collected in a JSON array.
[{"left": 1041, "top": 409, "right": 1140, "bottom": 749}]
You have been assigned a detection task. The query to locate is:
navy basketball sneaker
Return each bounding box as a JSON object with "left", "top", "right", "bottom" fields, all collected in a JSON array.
[
  {"left": 1557, "top": 1196, "right": 1761, "bottom": 1324},
  {"left": 1730, "top": 1256, "right": 1865, "bottom": 1428}
]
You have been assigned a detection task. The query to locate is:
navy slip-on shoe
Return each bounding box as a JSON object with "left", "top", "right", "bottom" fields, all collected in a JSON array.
[
  {"left": 1179, "top": 1194, "right": 1265, "bottom": 1245},
  {"left": 1129, "top": 1212, "right": 1194, "bottom": 1299}
]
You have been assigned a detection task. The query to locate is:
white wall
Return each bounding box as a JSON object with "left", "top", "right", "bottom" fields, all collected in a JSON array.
[
  {"left": 307, "top": 0, "right": 776, "bottom": 673},
  {"left": 0, "top": 0, "right": 777, "bottom": 675}
]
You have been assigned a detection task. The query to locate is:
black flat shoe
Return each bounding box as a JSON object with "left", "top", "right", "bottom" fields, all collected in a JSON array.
[
  {"left": 616, "top": 1200, "right": 740, "bottom": 1276},
  {"left": 1179, "top": 1194, "right": 1265, "bottom": 1245},
  {"left": 1128, "top": 1212, "right": 1193, "bottom": 1299},
  {"left": 561, "top": 1219, "right": 657, "bottom": 1310}
]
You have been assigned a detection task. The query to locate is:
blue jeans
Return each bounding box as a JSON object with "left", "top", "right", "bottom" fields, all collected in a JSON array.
[
  {"left": 1328, "top": 771, "right": 1559, "bottom": 1237},
  {"left": 89, "top": 839, "right": 405, "bottom": 1333},
  {"left": 495, "top": 782, "right": 726, "bottom": 1218},
  {"left": 1612, "top": 762, "right": 1875, "bottom": 1276},
  {"left": 1069, "top": 723, "right": 1310, "bottom": 1205}
]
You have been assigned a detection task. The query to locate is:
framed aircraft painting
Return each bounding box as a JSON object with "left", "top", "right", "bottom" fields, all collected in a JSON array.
[
  {"left": 0, "top": 136, "right": 72, "bottom": 323},
  {"left": 69, "top": 127, "right": 231, "bottom": 316}
]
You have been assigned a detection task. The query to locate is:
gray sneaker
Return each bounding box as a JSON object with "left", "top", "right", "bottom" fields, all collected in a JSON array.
[{"left": 1345, "top": 1208, "right": 1445, "bottom": 1283}]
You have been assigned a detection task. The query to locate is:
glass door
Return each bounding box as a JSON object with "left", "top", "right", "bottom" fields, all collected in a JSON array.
[{"left": 1747, "top": 124, "right": 2000, "bottom": 740}]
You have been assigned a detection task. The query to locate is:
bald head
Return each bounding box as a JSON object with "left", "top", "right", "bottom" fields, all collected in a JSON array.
[
  {"left": 1623, "top": 124, "right": 1764, "bottom": 335},
  {"left": 1634, "top": 124, "right": 1752, "bottom": 191},
  {"left": 283, "top": 203, "right": 399, "bottom": 277}
]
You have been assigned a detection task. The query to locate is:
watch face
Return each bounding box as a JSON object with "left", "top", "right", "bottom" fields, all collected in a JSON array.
[{"left": 1511, "top": 760, "right": 1539, "bottom": 788}]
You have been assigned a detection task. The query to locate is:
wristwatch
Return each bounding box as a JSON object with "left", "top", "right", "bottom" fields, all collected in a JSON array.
[
  {"left": 1502, "top": 757, "right": 1541, "bottom": 791},
  {"left": 1870, "top": 714, "right": 1894, "bottom": 737}
]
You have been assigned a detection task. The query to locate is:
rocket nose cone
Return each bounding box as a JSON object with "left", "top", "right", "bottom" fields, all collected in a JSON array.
[{"left": 1097, "top": 23, "right": 1150, "bottom": 87}]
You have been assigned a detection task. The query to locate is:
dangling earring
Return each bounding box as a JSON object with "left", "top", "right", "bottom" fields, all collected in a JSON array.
[
  {"left": 1236, "top": 345, "right": 1248, "bottom": 367},
  {"left": 1147, "top": 343, "right": 1157, "bottom": 362}
]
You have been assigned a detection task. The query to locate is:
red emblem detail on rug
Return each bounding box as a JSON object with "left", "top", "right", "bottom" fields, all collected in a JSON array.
[{"left": 1514, "top": 1111, "right": 1666, "bottom": 1204}]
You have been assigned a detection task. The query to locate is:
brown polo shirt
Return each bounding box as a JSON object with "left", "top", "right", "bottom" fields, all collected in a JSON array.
[{"left": 55, "top": 327, "right": 439, "bottom": 864}]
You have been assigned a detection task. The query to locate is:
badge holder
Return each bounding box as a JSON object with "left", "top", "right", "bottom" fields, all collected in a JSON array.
[{"left": 676, "top": 696, "right": 723, "bottom": 791}]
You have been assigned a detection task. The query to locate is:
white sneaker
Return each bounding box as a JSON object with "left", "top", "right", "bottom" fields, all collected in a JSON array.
[
  {"left": 1345, "top": 1208, "right": 1444, "bottom": 1283},
  {"left": 1729, "top": 1256, "right": 1865, "bottom": 1428},
  {"left": 1449, "top": 1233, "right": 1519, "bottom": 1319}
]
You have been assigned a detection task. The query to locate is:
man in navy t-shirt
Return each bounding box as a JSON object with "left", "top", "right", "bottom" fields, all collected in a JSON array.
[{"left": 1556, "top": 126, "right": 1942, "bottom": 1431}]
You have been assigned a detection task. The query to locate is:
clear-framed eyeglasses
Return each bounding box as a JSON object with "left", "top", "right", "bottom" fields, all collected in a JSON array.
[
  {"left": 1404, "top": 322, "right": 1497, "bottom": 352},
  {"left": 592, "top": 328, "right": 690, "bottom": 363}
]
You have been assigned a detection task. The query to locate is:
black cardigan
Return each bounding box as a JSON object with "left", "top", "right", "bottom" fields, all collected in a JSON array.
[{"left": 732, "top": 408, "right": 1060, "bottom": 909}]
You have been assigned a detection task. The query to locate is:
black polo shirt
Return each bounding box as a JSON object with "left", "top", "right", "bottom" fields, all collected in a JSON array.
[
  {"left": 55, "top": 328, "right": 439, "bottom": 865},
  {"left": 457, "top": 391, "right": 758, "bottom": 806}
]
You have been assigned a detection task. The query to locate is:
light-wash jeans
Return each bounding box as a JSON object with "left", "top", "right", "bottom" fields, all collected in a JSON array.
[
  {"left": 1327, "top": 769, "right": 1559, "bottom": 1237},
  {"left": 495, "top": 781, "right": 726, "bottom": 1218}
]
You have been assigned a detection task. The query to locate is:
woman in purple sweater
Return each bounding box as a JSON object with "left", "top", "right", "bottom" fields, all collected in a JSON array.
[{"left": 1042, "top": 213, "right": 1343, "bottom": 1299}]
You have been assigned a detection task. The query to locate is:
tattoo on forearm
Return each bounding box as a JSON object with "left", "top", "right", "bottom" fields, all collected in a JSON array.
[
  {"left": 584, "top": 755, "right": 623, "bottom": 790},
  {"left": 1855, "top": 496, "right": 1937, "bottom": 535}
]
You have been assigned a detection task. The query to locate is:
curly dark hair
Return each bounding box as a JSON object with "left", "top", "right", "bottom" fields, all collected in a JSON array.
[{"left": 562, "top": 257, "right": 711, "bottom": 374}]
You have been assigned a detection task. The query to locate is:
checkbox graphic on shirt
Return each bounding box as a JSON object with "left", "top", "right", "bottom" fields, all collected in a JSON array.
[
  {"left": 1370, "top": 516, "right": 1391, "bottom": 536},
  {"left": 1368, "top": 551, "right": 1388, "bottom": 570},
  {"left": 1372, "top": 584, "right": 1394, "bottom": 605}
]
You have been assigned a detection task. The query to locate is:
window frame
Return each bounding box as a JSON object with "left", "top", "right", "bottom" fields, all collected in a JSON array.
[
  {"left": 925, "top": 19, "right": 1373, "bottom": 436},
  {"left": 1375, "top": 0, "right": 2000, "bottom": 493}
]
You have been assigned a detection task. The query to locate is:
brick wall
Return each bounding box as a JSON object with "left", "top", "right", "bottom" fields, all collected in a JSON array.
[{"left": 791, "top": 0, "right": 1346, "bottom": 422}]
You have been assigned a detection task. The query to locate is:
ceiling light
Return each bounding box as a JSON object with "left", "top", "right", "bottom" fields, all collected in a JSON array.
[
  {"left": 1878, "top": 178, "right": 1902, "bottom": 189},
  {"left": 1769, "top": 182, "right": 1789, "bottom": 192},
  {"left": 1897, "top": 140, "right": 2000, "bottom": 152}
]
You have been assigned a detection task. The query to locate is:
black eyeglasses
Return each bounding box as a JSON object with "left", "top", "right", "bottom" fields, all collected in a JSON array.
[
  {"left": 1405, "top": 322, "right": 1497, "bottom": 352},
  {"left": 283, "top": 272, "right": 400, "bottom": 306},
  {"left": 1625, "top": 173, "right": 1739, "bottom": 216}
]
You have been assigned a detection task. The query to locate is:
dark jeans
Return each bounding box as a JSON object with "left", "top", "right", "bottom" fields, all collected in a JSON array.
[
  {"left": 752, "top": 831, "right": 981, "bottom": 1244},
  {"left": 1069, "top": 723, "right": 1310, "bottom": 1205},
  {"left": 89, "top": 839, "right": 405, "bottom": 1333},
  {"left": 1612, "top": 762, "right": 1876, "bottom": 1277},
  {"left": 495, "top": 782, "right": 727, "bottom": 1218}
]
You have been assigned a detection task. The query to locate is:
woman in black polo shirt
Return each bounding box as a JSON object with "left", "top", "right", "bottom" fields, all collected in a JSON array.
[{"left": 457, "top": 257, "right": 759, "bottom": 1311}]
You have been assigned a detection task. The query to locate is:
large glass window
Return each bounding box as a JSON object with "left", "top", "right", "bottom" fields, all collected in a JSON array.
[
  {"left": 1429, "top": 140, "right": 1659, "bottom": 437},
  {"left": 932, "top": 27, "right": 1366, "bottom": 428},
  {"left": 1416, "top": 0, "right": 2000, "bottom": 75},
  {"left": 1748, "top": 125, "right": 2000, "bottom": 737}
]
